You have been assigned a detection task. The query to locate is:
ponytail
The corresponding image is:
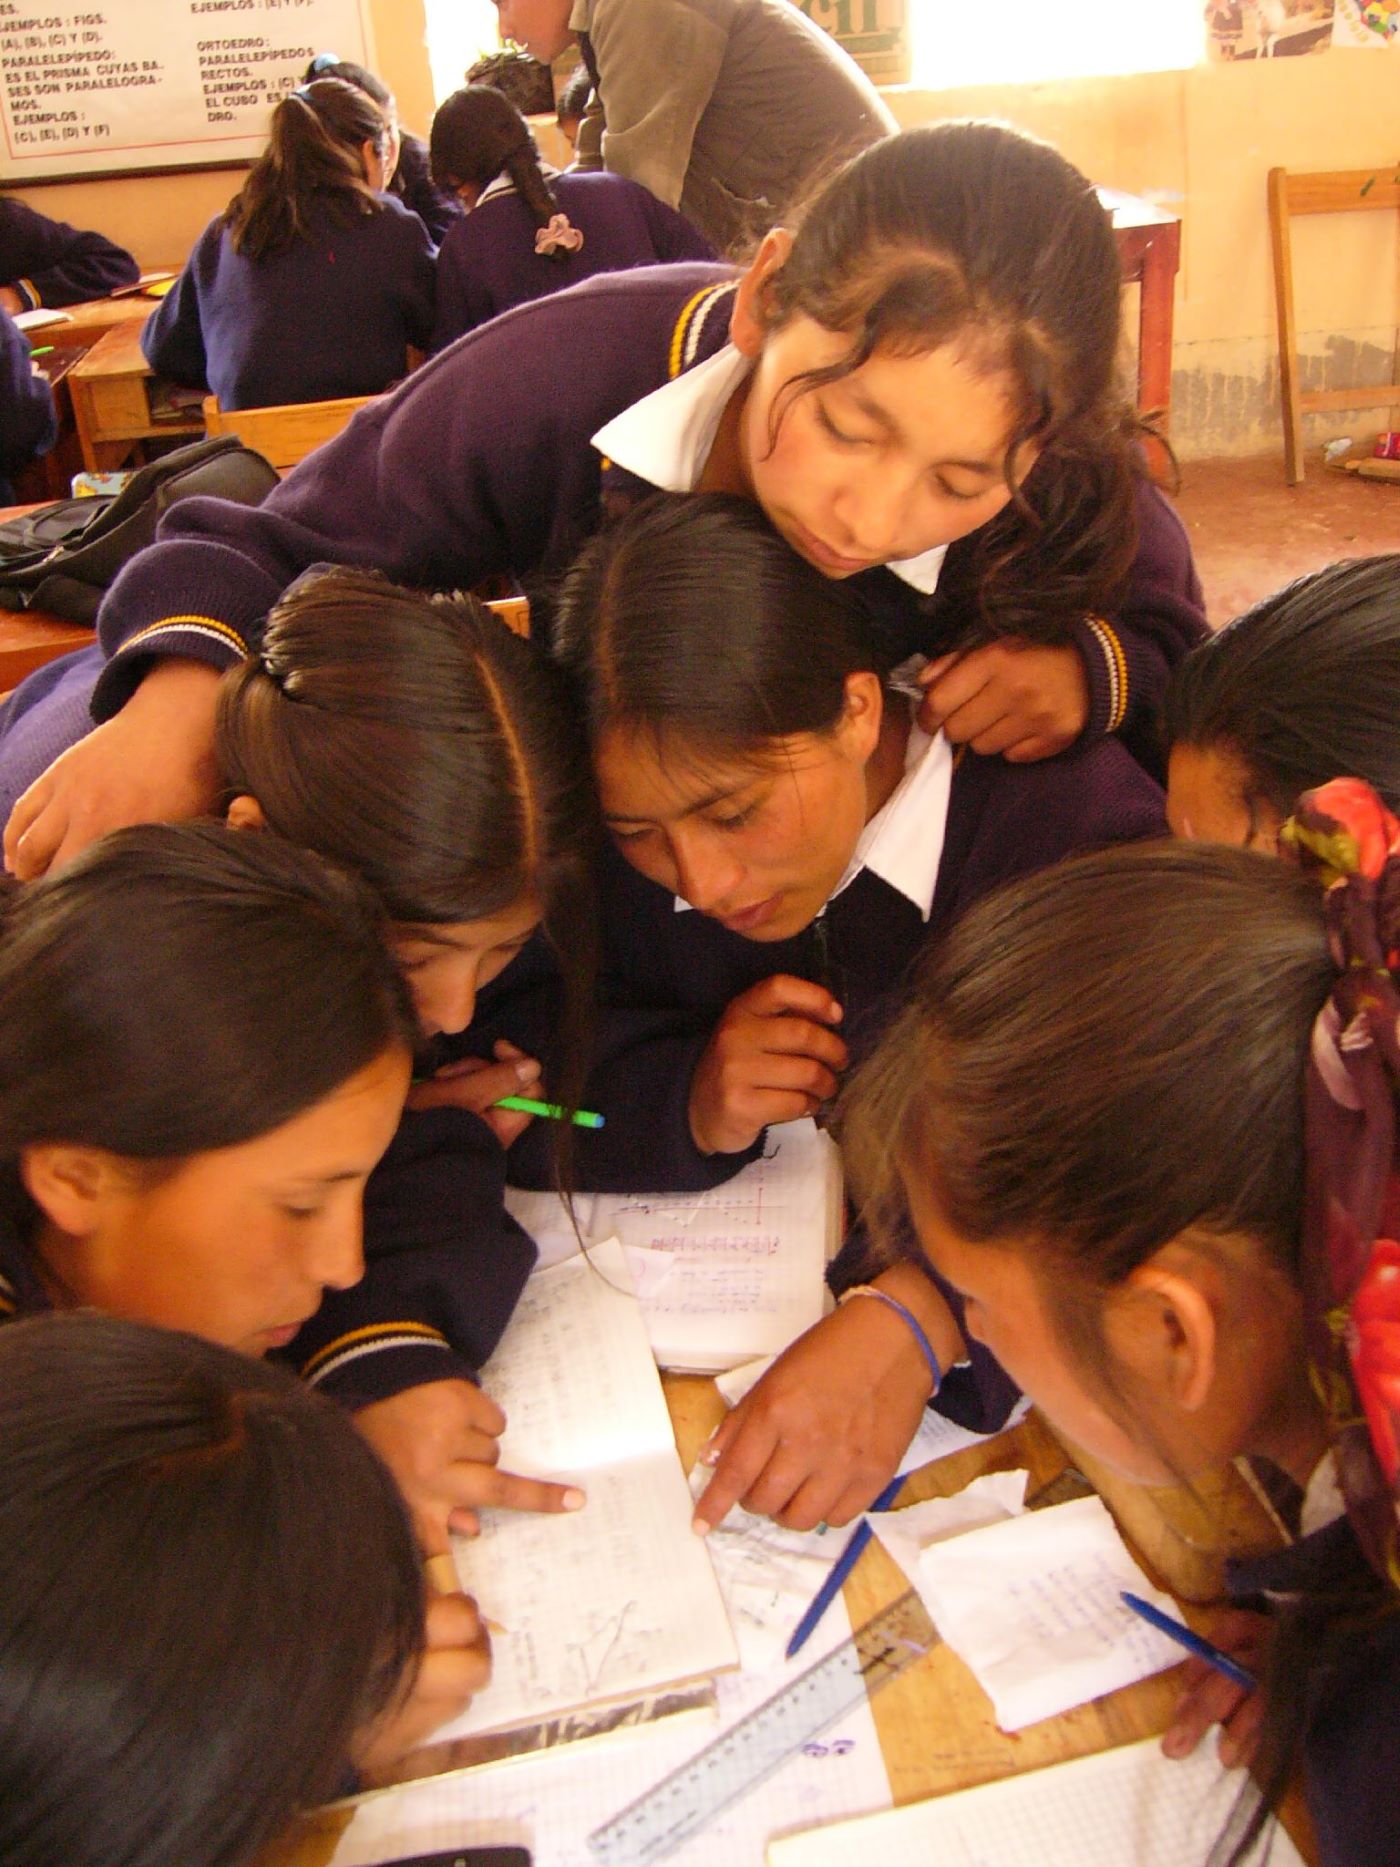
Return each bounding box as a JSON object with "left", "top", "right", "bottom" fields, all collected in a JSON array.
[
  {"left": 226, "top": 76, "right": 386, "bottom": 260},
  {"left": 430, "top": 86, "right": 582, "bottom": 260}
]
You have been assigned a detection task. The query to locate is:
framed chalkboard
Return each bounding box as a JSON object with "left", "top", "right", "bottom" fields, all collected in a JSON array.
[{"left": 0, "top": 0, "right": 374, "bottom": 182}]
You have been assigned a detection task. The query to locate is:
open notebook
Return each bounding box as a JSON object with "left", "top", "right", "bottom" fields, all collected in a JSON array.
[
  {"left": 505, "top": 1117, "right": 841, "bottom": 1374},
  {"left": 765, "top": 1735, "right": 1307, "bottom": 1867},
  {"left": 428, "top": 1240, "right": 737, "bottom": 1751}
]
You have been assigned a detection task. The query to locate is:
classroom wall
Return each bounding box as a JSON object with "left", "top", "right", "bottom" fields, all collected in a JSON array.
[
  {"left": 888, "top": 54, "right": 1400, "bottom": 462},
  {"left": 1, "top": 0, "right": 437, "bottom": 274},
  {"left": 8, "top": 25, "right": 1397, "bottom": 462}
]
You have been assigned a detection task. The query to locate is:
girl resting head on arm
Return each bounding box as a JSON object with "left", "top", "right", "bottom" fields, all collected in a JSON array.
[
  {"left": 845, "top": 823, "right": 1400, "bottom": 1867},
  {"left": 0, "top": 1311, "right": 427, "bottom": 1867},
  {"left": 1165, "top": 552, "right": 1400, "bottom": 851}
]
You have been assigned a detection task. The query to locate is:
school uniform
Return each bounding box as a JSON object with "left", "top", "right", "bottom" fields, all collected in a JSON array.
[
  {"left": 140, "top": 195, "right": 435, "bottom": 412},
  {"left": 0, "top": 1104, "right": 534, "bottom": 1410},
  {"left": 1227, "top": 1465, "right": 1400, "bottom": 1867},
  {"left": 0, "top": 196, "right": 138, "bottom": 308},
  {"left": 91, "top": 267, "right": 1205, "bottom": 739},
  {"left": 430, "top": 168, "right": 713, "bottom": 352},
  {"left": 392, "top": 129, "right": 463, "bottom": 245},
  {"left": 0, "top": 305, "right": 57, "bottom": 502}
]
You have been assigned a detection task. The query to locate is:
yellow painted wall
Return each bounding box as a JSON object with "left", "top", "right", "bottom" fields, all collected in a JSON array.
[
  {"left": 8, "top": 21, "right": 1399, "bottom": 461},
  {"left": 889, "top": 56, "right": 1400, "bottom": 460}
]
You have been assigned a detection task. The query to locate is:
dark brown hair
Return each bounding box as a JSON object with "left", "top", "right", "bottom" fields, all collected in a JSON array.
[
  {"left": 762, "top": 121, "right": 1147, "bottom": 642},
  {"left": 0, "top": 820, "right": 413, "bottom": 1173},
  {"left": 0, "top": 1311, "right": 423, "bottom": 1867},
  {"left": 226, "top": 77, "right": 387, "bottom": 260},
  {"left": 1166, "top": 553, "right": 1400, "bottom": 820},
  {"left": 557, "top": 491, "right": 896, "bottom": 762},
  {"left": 430, "top": 85, "right": 568, "bottom": 254},
  {"left": 843, "top": 840, "right": 1390, "bottom": 1864}
]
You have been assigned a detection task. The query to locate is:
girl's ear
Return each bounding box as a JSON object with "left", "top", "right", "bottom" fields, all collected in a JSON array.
[
  {"left": 730, "top": 227, "right": 794, "bottom": 358},
  {"left": 20, "top": 1144, "right": 118, "bottom": 1238},
  {"left": 225, "top": 794, "right": 268, "bottom": 832},
  {"left": 836, "top": 670, "right": 885, "bottom": 765},
  {"left": 1112, "top": 1254, "right": 1219, "bottom": 1415}
]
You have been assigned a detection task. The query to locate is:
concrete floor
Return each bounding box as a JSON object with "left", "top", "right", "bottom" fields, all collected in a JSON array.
[{"left": 1171, "top": 453, "right": 1400, "bottom": 630}]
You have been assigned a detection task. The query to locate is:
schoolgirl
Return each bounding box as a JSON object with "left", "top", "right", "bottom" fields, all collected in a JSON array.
[
  {"left": 303, "top": 51, "right": 464, "bottom": 243},
  {"left": 0, "top": 303, "right": 57, "bottom": 501},
  {"left": 472, "top": 492, "right": 1160, "bottom": 1534},
  {"left": 7, "top": 122, "right": 1204, "bottom": 875},
  {"left": 141, "top": 76, "right": 435, "bottom": 412},
  {"left": 0, "top": 567, "right": 597, "bottom": 1544},
  {"left": 844, "top": 823, "right": 1400, "bottom": 1867},
  {"left": 428, "top": 84, "right": 712, "bottom": 351},
  {"left": 0, "top": 1311, "right": 476, "bottom": 1867},
  {"left": 1164, "top": 553, "right": 1400, "bottom": 849},
  {"left": 0, "top": 191, "right": 138, "bottom": 311}
]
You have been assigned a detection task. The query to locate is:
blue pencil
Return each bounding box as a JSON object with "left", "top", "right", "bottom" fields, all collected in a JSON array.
[
  {"left": 786, "top": 1474, "right": 905, "bottom": 1660},
  {"left": 1120, "top": 1591, "right": 1258, "bottom": 1691}
]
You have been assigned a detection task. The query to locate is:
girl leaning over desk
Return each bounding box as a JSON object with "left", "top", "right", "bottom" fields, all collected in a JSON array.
[
  {"left": 844, "top": 821, "right": 1400, "bottom": 1867},
  {"left": 141, "top": 76, "right": 435, "bottom": 412}
]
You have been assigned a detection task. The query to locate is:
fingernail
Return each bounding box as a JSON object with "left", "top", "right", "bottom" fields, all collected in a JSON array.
[
  {"left": 701, "top": 1443, "right": 721, "bottom": 1466},
  {"left": 562, "top": 1487, "right": 585, "bottom": 1510},
  {"left": 1162, "top": 1731, "right": 1186, "bottom": 1759},
  {"left": 515, "top": 1058, "right": 540, "bottom": 1083},
  {"left": 692, "top": 1516, "right": 712, "bottom": 1537}
]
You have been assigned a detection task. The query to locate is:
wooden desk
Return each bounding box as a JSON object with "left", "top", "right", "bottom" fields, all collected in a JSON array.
[
  {"left": 1100, "top": 186, "right": 1183, "bottom": 430},
  {"left": 28, "top": 291, "right": 154, "bottom": 347},
  {"left": 67, "top": 323, "right": 204, "bottom": 473},
  {"left": 267, "top": 1383, "right": 1315, "bottom": 1867}
]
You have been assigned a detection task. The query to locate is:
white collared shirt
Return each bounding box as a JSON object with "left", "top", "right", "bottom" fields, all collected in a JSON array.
[
  {"left": 675, "top": 703, "right": 954, "bottom": 923},
  {"left": 591, "top": 342, "right": 949, "bottom": 594}
]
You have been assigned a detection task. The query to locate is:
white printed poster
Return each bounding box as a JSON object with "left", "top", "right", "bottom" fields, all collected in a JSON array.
[{"left": 0, "top": 0, "right": 373, "bottom": 180}]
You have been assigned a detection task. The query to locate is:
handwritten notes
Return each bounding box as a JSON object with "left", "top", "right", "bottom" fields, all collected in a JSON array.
[
  {"left": 433, "top": 1242, "right": 737, "bottom": 1741},
  {"left": 870, "top": 1488, "right": 1181, "bottom": 1731},
  {"left": 505, "top": 1119, "right": 840, "bottom": 1372}
]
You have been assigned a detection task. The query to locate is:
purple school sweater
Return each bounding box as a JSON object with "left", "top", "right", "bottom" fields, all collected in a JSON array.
[
  {"left": 0, "top": 196, "right": 138, "bottom": 308},
  {"left": 0, "top": 306, "right": 56, "bottom": 501},
  {"left": 140, "top": 196, "right": 435, "bottom": 412},
  {"left": 93, "top": 265, "right": 1205, "bottom": 739},
  {"left": 431, "top": 169, "right": 713, "bottom": 351}
]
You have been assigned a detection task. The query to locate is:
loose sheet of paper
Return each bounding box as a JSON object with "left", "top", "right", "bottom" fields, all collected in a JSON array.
[
  {"left": 433, "top": 1241, "right": 736, "bottom": 1740},
  {"left": 505, "top": 1119, "right": 838, "bottom": 1371},
  {"left": 329, "top": 1481, "right": 892, "bottom": 1867},
  {"left": 765, "top": 1732, "right": 1305, "bottom": 1867},
  {"left": 874, "top": 1489, "right": 1181, "bottom": 1731}
]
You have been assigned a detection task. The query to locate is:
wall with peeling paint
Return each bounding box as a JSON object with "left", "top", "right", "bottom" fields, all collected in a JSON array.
[{"left": 888, "top": 58, "right": 1400, "bottom": 461}]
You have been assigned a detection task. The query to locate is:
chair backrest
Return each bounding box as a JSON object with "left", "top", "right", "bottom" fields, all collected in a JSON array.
[
  {"left": 1267, "top": 166, "right": 1400, "bottom": 483},
  {"left": 202, "top": 393, "right": 379, "bottom": 472}
]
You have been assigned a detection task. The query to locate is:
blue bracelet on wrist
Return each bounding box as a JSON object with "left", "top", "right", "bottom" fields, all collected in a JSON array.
[{"left": 838, "top": 1283, "right": 943, "bottom": 1397}]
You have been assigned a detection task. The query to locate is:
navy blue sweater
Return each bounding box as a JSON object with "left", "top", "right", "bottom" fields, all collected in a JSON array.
[
  {"left": 0, "top": 195, "right": 138, "bottom": 308},
  {"left": 394, "top": 130, "right": 463, "bottom": 245},
  {"left": 0, "top": 1101, "right": 533, "bottom": 1408},
  {"left": 140, "top": 196, "right": 435, "bottom": 412},
  {"left": 92, "top": 266, "right": 1205, "bottom": 736},
  {"left": 431, "top": 170, "right": 713, "bottom": 352},
  {"left": 1229, "top": 1517, "right": 1400, "bottom": 1867},
  {"left": 0, "top": 306, "right": 57, "bottom": 502}
]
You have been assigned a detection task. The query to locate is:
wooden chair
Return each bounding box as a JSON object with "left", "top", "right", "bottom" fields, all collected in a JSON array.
[
  {"left": 1267, "top": 164, "right": 1400, "bottom": 482},
  {"left": 202, "top": 393, "right": 379, "bottom": 473}
]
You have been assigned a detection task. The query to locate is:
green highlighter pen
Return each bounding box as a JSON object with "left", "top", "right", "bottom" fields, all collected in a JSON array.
[{"left": 494, "top": 1095, "right": 605, "bottom": 1129}]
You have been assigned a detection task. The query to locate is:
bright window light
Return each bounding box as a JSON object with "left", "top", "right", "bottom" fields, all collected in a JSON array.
[
  {"left": 422, "top": 0, "right": 502, "bottom": 103},
  {"left": 909, "top": 0, "right": 1206, "bottom": 87}
]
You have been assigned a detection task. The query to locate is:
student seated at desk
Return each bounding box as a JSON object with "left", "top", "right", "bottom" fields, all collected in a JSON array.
[
  {"left": 1164, "top": 553, "right": 1400, "bottom": 848},
  {"left": 0, "top": 825, "right": 490, "bottom": 1782},
  {"left": 428, "top": 84, "right": 712, "bottom": 351},
  {"left": 142, "top": 77, "right": 435, "bottom": 412},
  {"left": 0, "top": 192, "right": 138, "bottom": 312},
  {"left": 304, "top": 51, "right": 464, "bottom": 244},
  {"left": 0, "top": 569, "right": 596, "bottom": 1551},
  {"left": 3, "top": 124, "right": 1204, "bottom": 886},
  {"left": 0, "top": 1313, "right": 449, "bottom": 1867},
  {"left": 844, "top": 829, "right": 1400, "bottom": 1867},
  {"left": 0, "top": 302, "right": 57, "bottom": 501}
]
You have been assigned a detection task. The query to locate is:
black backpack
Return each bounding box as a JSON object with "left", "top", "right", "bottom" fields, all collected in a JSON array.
[{"left": 0, "top": 436, "right": 279, "bottom": 625}]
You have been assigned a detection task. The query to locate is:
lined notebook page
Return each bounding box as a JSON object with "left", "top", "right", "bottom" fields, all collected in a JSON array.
[
  {"left": 766, "top": 1736, "right": 1307, "bottom": 1867},
  {"left": 433, "top": 1241, "right": 737, "bottom": 1741}
]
